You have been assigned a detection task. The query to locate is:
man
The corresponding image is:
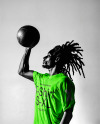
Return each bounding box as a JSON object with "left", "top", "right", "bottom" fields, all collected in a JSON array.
[{"left": 18, "top": 40, "right": 85, "bottom": 124}]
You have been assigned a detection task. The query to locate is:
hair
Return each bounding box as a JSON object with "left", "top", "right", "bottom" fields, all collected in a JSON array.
[{"left": 49, "top": 40, "right": 85, "bottom": 80}]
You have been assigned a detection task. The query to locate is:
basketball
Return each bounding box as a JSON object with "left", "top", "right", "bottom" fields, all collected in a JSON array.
[{"left": 17, "top": 25, "right": 40, "bottom": 48}]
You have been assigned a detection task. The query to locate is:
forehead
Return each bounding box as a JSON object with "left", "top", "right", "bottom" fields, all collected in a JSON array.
[
  {"left": 48, "top": 49, "right": 54, "bottom": 56},
  {"left": 48, "top": 47, "right": 57, "bottom": 56},
  {"left": 48, "top": 45, "right": 61, "bottom": 56},
  {"left": 47, "top": 52, "right": 51, "bottom": 56},
  {"left": 47, "top": 50, "right": 55, "bottom": 59}
]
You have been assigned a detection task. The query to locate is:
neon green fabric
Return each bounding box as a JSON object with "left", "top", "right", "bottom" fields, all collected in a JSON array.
[{"left": 33, "top": 71, "right": 75, "bottom": 124}]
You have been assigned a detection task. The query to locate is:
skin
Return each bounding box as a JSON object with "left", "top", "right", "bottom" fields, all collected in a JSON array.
[
  {"left": 18, "top": 47, "right": 73, "bottom": 124},
  {"left": 42, "top": 52, "right": 61, "bottom": 75}
]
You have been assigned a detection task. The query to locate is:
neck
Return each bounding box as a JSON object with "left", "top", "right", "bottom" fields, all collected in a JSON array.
[{"left": 48, "top": 65, "right": 61, "bottom": 76}]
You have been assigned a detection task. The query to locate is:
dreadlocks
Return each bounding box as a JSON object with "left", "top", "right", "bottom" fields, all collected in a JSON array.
[{"left": 49, "top": 40, "right": 85, "bottom": 80}]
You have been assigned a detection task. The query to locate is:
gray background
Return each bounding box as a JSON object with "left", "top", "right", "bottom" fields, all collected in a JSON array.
[{"left": 0, "top": 0, "right": 100, "bottom": 124}]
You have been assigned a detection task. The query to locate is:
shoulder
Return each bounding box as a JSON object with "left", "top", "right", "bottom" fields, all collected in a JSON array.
[
  {"left": 56, "top": 73, "right": 67, "bottom": 81},
  {"left": 33, "top": 71, "right": 49, "bottom": 78},
  {"left": 60, "top": 74, "right": 75, "bottom": 91},
  {"left": 33, "top": 71, "right": 50, "bottom": 85}
]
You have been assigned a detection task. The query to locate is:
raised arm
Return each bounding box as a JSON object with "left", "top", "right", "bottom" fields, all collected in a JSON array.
[{"left": 18, "top": 47, "right": 34, "bottom": 81}]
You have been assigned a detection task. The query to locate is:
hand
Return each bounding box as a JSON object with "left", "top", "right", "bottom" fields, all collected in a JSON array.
[{"left": 25, "top": 47, "right": 32, "bottom": 52}]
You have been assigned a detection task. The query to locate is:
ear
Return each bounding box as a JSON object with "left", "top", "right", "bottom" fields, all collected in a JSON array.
[{"left": 55, "top": 57, "right": 60, "bottom": 63}]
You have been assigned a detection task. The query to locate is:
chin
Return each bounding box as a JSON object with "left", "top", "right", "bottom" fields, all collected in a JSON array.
[{"left": 42, "top": 64, "right": 50, "bottom": 69}]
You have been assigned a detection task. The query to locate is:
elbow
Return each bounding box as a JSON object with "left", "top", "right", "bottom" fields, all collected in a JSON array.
[
  {"left": 18, "top": 70, "right": 23, "bottom": 76},
  {"left": 18, "top": 71, "right": 21, "bottom": 76},
  {"left": 18, "top": 70, "right": 27, "bottom": 78}
]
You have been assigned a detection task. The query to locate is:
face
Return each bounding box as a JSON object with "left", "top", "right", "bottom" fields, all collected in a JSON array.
[{"left": 42, "top": 53, "right": 55, "bottom": 69}]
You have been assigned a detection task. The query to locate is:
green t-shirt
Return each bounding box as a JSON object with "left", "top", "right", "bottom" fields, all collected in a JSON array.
[{"left": 33, "top": 71, "right": 75, "bottom": 124}]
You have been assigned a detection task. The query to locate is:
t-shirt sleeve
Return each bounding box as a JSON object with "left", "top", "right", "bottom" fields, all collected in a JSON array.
[
  {"left": 59, "top": 77, "right": 75, "bottom": 112},
  {"left": 33, "top": 71, "right": 44, "bottom": 86}
]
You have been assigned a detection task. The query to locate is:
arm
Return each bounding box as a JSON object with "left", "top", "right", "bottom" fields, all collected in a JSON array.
[
  {"left": 60, "top": 78, "right": 75, "bottom": 124},
  {"left": 60, "top": 108, "right": 73, "bottom": 124},
  {"left": 18, "top": 47, "right": 34, "bottom": 81}
]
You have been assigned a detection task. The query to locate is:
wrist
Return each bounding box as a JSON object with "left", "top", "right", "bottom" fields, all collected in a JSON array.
[
  {"left": 25, "top": 47, "right": 31, "bottom": 51},
  {"left": 25, "top": 48, "right": 31, "bottom": 54}
]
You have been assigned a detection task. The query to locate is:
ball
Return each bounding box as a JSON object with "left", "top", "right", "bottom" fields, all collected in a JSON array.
[{"left": 17, "top": 25, "right": 40, "bottom": 48}]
